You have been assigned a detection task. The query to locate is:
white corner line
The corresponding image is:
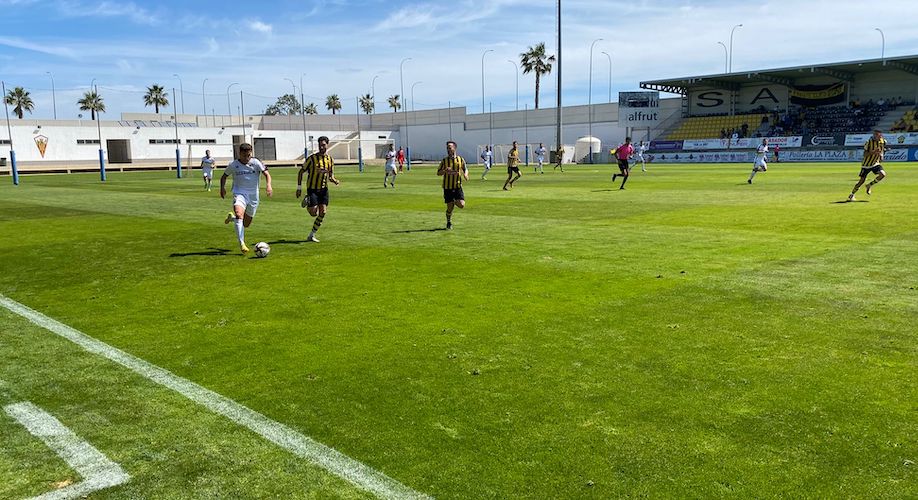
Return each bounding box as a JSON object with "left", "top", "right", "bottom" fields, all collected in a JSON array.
[
  {"left": 4, "top": 401, "right": 130, "bottom": 500},
  {"left": 0, "top": 294, "right": 430, "bottom": 500}
]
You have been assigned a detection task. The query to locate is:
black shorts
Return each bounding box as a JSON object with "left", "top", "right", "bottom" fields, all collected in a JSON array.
[
  {"left": 443, "top": 187, "right": 465, "bottom": 204},
  {"left": 618, "top": 159, "right": 630, "bottom": 170},
  {"left": 508, "top": 166, "right": 520, "bottom": 175},
  {"left": 859, "top": 165, "right": 884, "bottom": 177},
  {"left": 306, "top": 188, "right": 329, "bottom": 207}
]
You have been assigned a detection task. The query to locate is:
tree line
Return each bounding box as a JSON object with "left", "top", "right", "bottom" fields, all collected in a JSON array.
[{"left": 3, "top": 42, "right": 555, "bottom": 120}]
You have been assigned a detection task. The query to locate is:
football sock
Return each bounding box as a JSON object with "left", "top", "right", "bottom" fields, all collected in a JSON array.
[
  {"left": 620, "top": 175, "right": 629, "bottom": 188},
  {"left": 749, "top": 170, "right": 758, "bottom": 181},
  {"left": 446, "top": 208, "right": 453, "bottom": 223},
  {"left": 312, "top": 214, "right": 325, "bottom": 234},
  {"left": 234, "top": 217, "right": 244, "bottom": 245}
]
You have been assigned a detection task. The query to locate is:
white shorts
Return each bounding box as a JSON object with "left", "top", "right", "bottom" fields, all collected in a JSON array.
[
  {"left": 637, "top": 154, "right": 645, "bottom": 162},
  {"left": 385, "top": 165, "right": 398, "bottom": 174},
  {"left": 232, "top": 192, "right": 259, "bottom": 217},
  {"left": 754, "top": 158, "right": 768, "bottom": 170},
  {"left": 537, "top": 157, "right": 544, "bottom": 165},
  {"left": 202, "top": 168, "right": 214, "bottom": 179}
]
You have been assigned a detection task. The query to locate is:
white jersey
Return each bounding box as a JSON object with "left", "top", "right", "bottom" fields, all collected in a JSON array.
[
  {"left": 201, "top": 155, "right": 216, "bottom": 171},
  {"left": 535, "top": 147, "right": 546, "bottom": 161},
  {"left": 385, "top": 150, "right": 397, "bottom": 169},
  {"left": 756, "top": 145, "right": 769, "bottom": 158},
  {"left": 637, "top": 144, "right": 647, "bottom": 157},
  {"left": 481, "top": 150, "right": 493, "bottom": 166},
  {"left": 224, "top": 158, "right": 267, "bottom": 196}
]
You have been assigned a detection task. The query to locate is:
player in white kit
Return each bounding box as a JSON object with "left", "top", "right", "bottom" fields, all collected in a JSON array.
[
  {"left": 220, "top": 143, "right": 273, "bottom": 254},
  {"left": 636, "top": 141, "right": 648, "bottom": 172},
  {"left": 480, "top": 145, "right": 493, "bottom": 180},
  {"left": 535, "top": 143, "right": 546, "bottom": 174},
  {"left": 748, "top": 138, "right": 769, "bottom": 184},
  {"left": 384, "top": 144, "right": 397, "bottom": 188},
  {"left": 201, "top": 149, "right": 216, "bottom": 191}
]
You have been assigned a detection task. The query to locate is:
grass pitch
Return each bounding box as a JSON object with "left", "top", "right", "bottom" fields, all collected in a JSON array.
[{"left": 1, "top": 162, "right": 916, "bottom": 498}]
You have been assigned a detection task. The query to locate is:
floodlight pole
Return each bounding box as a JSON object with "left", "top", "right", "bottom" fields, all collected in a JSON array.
[
  {"left": 173, "top": 88, "right": 181, "bottom": 178},
  {"left": 202, "top": 78, "right": 208, "bottom": 127},
  {"left": 226, "top": 82, "right": 239, "bottom": 126},
  {"left": 300, "top": 73, "right": 309, "bottom": 158},
  {"left": 356, "top": 97, "right": 363, "bottom": 173},
  {"left": 481, "top": 49, "right": 494, "bottom": 114},
  {"left": 283, "top": 78, "right": 297, "bottom": 114},
  {"left": 173, "top": 74, "right": 184, "bottom": 114},
  {"left": 875, "top": 28, "right": 885, "bottom": 63},
  {"left": 555, "top": 0, "right": 562, "bottom": 168},
  {"left": 92, "top": 80, "right": 106, "bottom": 182},
  {"left": 728, "top": 24, "right": 742, "bottom": 73},
  {"left": 2, "top": 81, "right": 18, "bottom": 185},
  {"left": 601, "top": 51, "right": 612, "bottom": 103},
  {"left": 46, "top": 72, "right": 57, "bottom": 120},
  {"left": 508, "top": 60, "right": 519, "bottom": 111},
  {"left": 399, "top": 57, "right": 411, "bottom": 170},
  {"left": 588, "top": 38, "right": 603, "bottom": 164},
  {"left": 239, "top": 90, "right": 246, "bottom": 144},
  {"left": 717, "top": 42, "right": 728, "bottom": 73},
  {"left": 525, "top": 104, "right": 529, "bottom": 166}
]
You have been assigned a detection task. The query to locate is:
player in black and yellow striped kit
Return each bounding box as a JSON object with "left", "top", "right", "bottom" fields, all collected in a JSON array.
[
  {"left": 296, "top": 136, "right": 340, "bottom": 242},
  {"left": 848, "top": 130, "right": 887, "bottom": 202},
  {"left": 437, "top": 140, "right": 469, "bottom": 230}
]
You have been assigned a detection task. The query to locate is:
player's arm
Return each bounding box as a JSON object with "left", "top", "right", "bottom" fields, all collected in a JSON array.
[
  {"left": 296, "top": 162, "right": 307, "bottom": 197},
  {"left": 329, "top": 161, "right": 340, "bottom": 185},
  {"left": 219, "top": 170, "right": 229, "bottom": 198},
  {"left": 462, "top": 161, "right": 469, "bottom": 181},
  {"left": 437, "top": 160, "right": 448, "bottom": 176},
  {"left": 260, "top": 166, "right": 272, "bottom": 197}
]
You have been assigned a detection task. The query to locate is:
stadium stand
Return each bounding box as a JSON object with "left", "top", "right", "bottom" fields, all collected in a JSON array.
[
  {"left": 667, "top": 113, "right": 767, "bottom": 140},
  {"left": 890, "top": 107, "right": 918, "bottom": 132}
]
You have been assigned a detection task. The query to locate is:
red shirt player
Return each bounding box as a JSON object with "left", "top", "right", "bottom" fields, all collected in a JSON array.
[
  {"left": 773, "top": 144, "right": 780, "bottom": 162},
  {"left": 396, "top": 147, "right": 406, "bottom": 172},
  {"left": 612, "top": 137, "right": 635, "bottom": 190}
]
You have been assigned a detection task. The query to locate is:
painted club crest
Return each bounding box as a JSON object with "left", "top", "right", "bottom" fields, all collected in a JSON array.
[{"left": 34, "top": 135, "right": 49, "bottom": 158}]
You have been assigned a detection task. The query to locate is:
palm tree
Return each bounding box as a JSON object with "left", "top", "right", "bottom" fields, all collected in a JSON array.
[
  {"left": 520, "top": 42, "right": 556, "bottom": 109},
  {"left": 359, "top": 93, "right": 375, "bottom": 115},
  {"left": 78, "top": 90, "right": 105, "bottom": 120},
  {"left": 4, "top": 87, "right": 34, "bottom": 119},
  {"left": 304, "top": 102, "right": 318, "bottom": 115},
  {"left": 143, "top": 84, "right": 169, "bottom": 114},
  {"left": 325, "top": 94, "right": 342, "bottom": 115},
  {"left": 387, "top": 95, "right": 401, "bottom": 113}
]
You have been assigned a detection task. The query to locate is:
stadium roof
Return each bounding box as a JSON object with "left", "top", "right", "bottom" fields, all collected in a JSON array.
[{"left": 640, "top": 54, "right": 918, "bottom": 95}]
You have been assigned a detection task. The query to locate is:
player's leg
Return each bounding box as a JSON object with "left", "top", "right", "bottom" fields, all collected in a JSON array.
[
  {"left": 620, "top": 166, "right": 630, "bottom": 189},
  {"left": 445, "top": 200, "right": 454, "bottom": 229},
  {"left": 384, "top": 171, "right": 389, "bottom": 188},
  {"left": 503, "top": 168, "right": 513, "bottom": 190},
  {"left": 849, "top": 172, "right": 868, "bottom": 200},
  {"left": 641, "top": 157, "right": 647, "bottom": 172},
  {"left": 511, "top": 169, "right": 521, "bottom": 186},
  {"left": 748, "top": 163, "right": 759, "bottom": 183},
  {"left": 308, "top": 204, "right": 326, "bottom": 242},
  {"left": 229, "top": 195, "right": 250, "bottom": 253},
  {"left": 390, "top": 169, "right": 397, "bottom": 187},
  {"left": 866, "top": 168, "right": 886, "bottom": 195}
]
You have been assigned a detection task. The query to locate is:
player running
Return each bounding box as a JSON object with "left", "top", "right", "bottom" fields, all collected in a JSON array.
[
  {"left": 397, "top": 147, "right": 406, "bottom": 172},
  {"left": 220, "top": 143, "right": 273, "bottom": 254},
  {"left": 748, "top": 138, "right": 769, "bottom": 184},
  {"left": 384, "top": 144, "right": 397, "bottom": 188},
  {"left": 848, "top": 130, "right": 887, "bottom": 201},
  {"left": 438, "top": 140, "right": 469, "bottom": 230},
  {"left": 296, "top": 136, "right": 340, "bottom": 242},
  {"left": 480, "top": 145, "right": 493, "bottom": 180},
  {"left": 535, "top": 143, "right": 546, "bottom": 174},
  {"left": 201, "top": 149, "right": 216, "bottom": 191},
  {"left": 503, "top": 141, "right": 522, "bottom": 190},
  {"left": 612, "top": 137, "right": 634, "bottom": 189},
  {"left": 554, "top": 145, "right": 565, "bottom": 172},
  {"left": 636, "top": 140, "right": 648, "bottom": 172}
]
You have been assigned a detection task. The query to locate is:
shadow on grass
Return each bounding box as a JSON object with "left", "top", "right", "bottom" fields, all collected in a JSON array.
[
  {"left": 591, "top": 189, "right": 617, "bottom": 192},
  {"left": 169, "top": 248, "right": 232, "bottom": 257},
  {"left": 265, "top": 238, "right": 314, "bottom": 245},
  {"left": 831, "top": 200, "right": 870, "bottom": 204},
  {"left": 392, "top": 228, "right": 448, "bottom": 234}
]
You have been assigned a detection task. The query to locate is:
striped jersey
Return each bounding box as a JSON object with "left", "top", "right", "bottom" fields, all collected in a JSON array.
[
  {"left": 508, "top": 147, "right": 519, "bottom": 166},
  {"left": 302, "top": 153, "right": 334, "bottom": 189},
  {"left": 439, "top": 155, "right": 467, "bottom": 189},
  {"left": 862, "top": 137, "right": 886, "bottom": 167}
]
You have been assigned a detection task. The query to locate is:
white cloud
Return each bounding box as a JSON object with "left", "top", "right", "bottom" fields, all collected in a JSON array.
[
  {"left": 249, "top": 20, "right": 273, "bottom": 34},
  {"left": 56, "top": 0, "right": 161, "bottom": 26}
]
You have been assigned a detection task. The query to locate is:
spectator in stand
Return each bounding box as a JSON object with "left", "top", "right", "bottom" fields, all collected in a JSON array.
[{"left": 720, "top": 128, "right": 727, "bottom": 139}]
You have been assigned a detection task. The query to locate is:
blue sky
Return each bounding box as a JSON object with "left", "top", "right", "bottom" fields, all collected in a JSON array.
[{"left": 0, "top": 0, "right": 916, "bottom": 119}]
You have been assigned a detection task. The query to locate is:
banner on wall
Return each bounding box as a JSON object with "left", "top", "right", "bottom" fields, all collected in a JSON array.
[
  {"left": 781, "top": 150, "right": 858, "bottom": 162},
  {"left": 911, "top": 148, "right": 918, "bottom": 161},
  {"left": 682, "top": 136, "right": 802, "bottom": 150},
  {"left": 618, "top": 91, "right": 661, "bottom": 127},
  {"left": 845, "top": 133, "right": 918, "bottom": 146},
  {"left": 682, "top": 138, "right": 728, "bottom": 150},
  {"left": 654, "top": 151, "right": 754, "bottom": 163},
  {"left": 649, "top": 140, "right": 683, "bottom": 151},
  {"left": 789, "top": 83, "right": 847, "bottom": 106},
  {"left": 34, "top": 135, "right": 48, "bottom": 158}
]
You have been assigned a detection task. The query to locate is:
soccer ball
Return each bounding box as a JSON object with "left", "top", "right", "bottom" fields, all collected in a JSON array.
[{"left": 254, "top": 242, "right": 270, "bottom": 258}]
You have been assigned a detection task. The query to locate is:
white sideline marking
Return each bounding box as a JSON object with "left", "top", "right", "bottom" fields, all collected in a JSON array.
[
  {"left": 0, "top": 294, "right": 429, "bottom": 500},
  {"left": 4, "top": 401, "right": 130, "bottom": 500}
]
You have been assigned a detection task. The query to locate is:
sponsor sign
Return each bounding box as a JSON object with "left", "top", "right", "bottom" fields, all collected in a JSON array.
[
  {"left": 804, "top": 135, "right": 840, "bottom": 146},
  {"left": 654, "top": 151, "right": 753, "bottom": 163},
  {"left": 618, "top": 91, "right": 660, "bottom": 127},
  {"left": 911, "top": 148, "right": 918, "bottom": 162},
  {"left": 845, "top": 132, "right": 918, "bottom": 146},
  {"left": 649, "top": 140, "right": 683, "bottom": 151},
  {"left": 789, "top": 83, "right": 847, "bottom": 106},
  {"left": 783, "top": 150, "right": 858, "bottom": 162},
  {"left": 682, "top": 138, "right": 729, "bottom": 150},
  {"left": 688, "top": 84, "right": 788, "bottom": 115}
]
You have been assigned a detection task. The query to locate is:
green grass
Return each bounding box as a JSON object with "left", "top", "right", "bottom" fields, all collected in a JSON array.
[{"left": 1, "top": 162, "right": 916, "bottom": 498}]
